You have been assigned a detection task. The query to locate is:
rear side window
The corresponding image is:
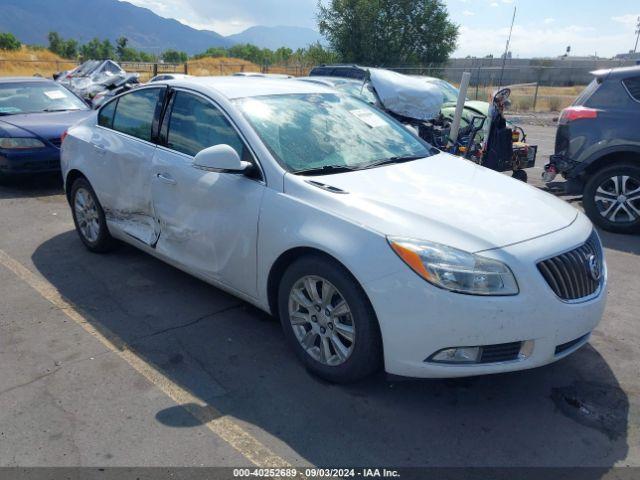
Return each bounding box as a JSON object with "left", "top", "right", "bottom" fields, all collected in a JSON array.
[
  {"left": 166, "top": 91, "right": 246, "bottom": 158},
  {"left": 623, "top": 77, "right": 640, "bottom": 102},
  {"left": 112, "top": 88, "right": 162, "bottom": 142},
  {"left": 98, "top": 100, "right": 116, "bottom": 128}
]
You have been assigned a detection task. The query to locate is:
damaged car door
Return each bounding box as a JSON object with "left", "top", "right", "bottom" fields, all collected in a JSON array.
[
  {"left": 150, "top": 89, "right": 265, "bottom": 297},
  {"left": 92, "top": 86, "right": 166, "bottom": 245}
]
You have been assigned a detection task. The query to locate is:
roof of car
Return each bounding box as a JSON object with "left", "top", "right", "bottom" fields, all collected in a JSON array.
[
  {"left": 297, "top": 76, "right": 364, "bottom": 86},
  {"left": 0, "top": 76, "right": 55, "bottom": 84},
  {"left": 592, "top": 65, "right": 640, "bottom": 79},
  {"left": 164, "top": 75, "right": 333, "bottom": 99}
]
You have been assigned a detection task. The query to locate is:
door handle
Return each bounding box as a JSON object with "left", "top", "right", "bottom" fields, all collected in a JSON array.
[{"left": 157, "top": 173, "right": 177, "bottom": 185}]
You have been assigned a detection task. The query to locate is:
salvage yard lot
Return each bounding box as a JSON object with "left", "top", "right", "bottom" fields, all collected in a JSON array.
[{"left": 0, "top": 127, "right": 639, "bottom": 470}]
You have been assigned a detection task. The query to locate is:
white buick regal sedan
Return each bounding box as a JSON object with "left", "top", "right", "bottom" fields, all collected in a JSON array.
[{"left": 61, "top": 77, "right": 607, "bottom": 383}]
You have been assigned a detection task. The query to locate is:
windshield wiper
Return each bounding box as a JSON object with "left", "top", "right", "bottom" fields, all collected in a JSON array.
[
  {"left": 294, "top": 165, "right": 358, "bottom": 176},
  {"left": 362, "top": 154, "right": 428, "bottom": 170}
]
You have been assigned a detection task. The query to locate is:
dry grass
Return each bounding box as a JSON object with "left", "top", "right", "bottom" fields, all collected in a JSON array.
[
  {"left": 186, "top": 57, "right": 262, "bottom": 76},
  {"left": 0, "top": 46, "right": 76, "bottom": 78},
  {"left": 469, "top": 84, "right": 584, "bottom": 112}
]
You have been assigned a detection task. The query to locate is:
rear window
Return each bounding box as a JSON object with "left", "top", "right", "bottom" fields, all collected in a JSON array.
[
  {"left": 573, "top": 79, "right": 600, "bottom": 106},
  {"left": 623, "top": 77, "right": 640, "bottom": 102}
]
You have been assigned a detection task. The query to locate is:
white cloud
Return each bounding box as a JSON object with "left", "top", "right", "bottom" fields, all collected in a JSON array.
[
  {"left": 543, "top": 18, "right": 555, "bottom": 25},
  {"left": 612, "top": 14, "right": 640, "bottom": 26},
  {"left": 462, "top": 10, "right": 475, "bottom": 16},
  {"left": 455, "top": 23, "right": 628, "bottom": 58}
]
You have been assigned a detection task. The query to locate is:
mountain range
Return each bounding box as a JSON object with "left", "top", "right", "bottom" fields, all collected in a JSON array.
[{"left": 0, "top": 0, "right": 324, "bottom": 53}]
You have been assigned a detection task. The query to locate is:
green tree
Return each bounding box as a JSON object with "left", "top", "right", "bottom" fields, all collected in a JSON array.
[
  {"left": 61, "top": 39, "right": 78, "bottom": 59},
  {"left": 116, "top": 36, "right": 128, "bottom": 60},
  {"left": 100, "top": 39, "right": 115, "bottom": 59},
  {"left": 47, "top": 31, "right": 63, "bottom": 55},
  {"left": 162, "top": 49, "right": 188, "bottom": 63},
  {"left": 317, "top": 0, "right": 458, "bottom": 66},
  {"left": 0, "top": 32, "right": 21, "bottom": 50}
]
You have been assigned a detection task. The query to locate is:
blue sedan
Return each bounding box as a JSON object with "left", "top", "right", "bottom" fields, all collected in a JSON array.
[{"left": 0, "top": 77, "right": 92, "bottom": 176}]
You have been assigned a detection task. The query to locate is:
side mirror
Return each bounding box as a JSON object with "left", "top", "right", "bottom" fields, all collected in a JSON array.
[{"left": 193, "top": 144, "right": 250, "bottom": 173}]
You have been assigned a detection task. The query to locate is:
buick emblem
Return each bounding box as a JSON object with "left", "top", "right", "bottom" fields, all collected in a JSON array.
[{"left": 587, "top": 255, "right": 601, "bottom": 281}]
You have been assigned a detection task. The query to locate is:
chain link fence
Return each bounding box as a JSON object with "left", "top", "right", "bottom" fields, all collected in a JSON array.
[{"left": 4, "top": 57, "right": 633, "bottom": 112}]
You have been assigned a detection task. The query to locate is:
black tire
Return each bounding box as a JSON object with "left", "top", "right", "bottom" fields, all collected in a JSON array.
[
  {"left": 70, "top": 177, "right": 116, "bottom": 253},
  {"left": 277, "top": 255, "right": 383, "bottom": 383},
  {"left": 583, "top": 163, "right": 640, "bottom": 234},
  {"left": 512, "top": 169, "right": 528, "bottom": 183}
]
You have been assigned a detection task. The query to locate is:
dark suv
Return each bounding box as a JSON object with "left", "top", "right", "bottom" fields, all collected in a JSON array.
[{"left": 547, "top": 65, "right": 640, "bottom": 234}]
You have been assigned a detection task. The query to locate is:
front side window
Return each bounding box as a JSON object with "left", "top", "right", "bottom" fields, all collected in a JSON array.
[
  {"left": 166, "top": 91, "right": 246, "bottom": 158},
  {"left": 235, "top": 93, "right": 432, "bottom": 173},
  {"left": 0, "top": 82, "right": 87, "bottom": 116},
  {"left": 112, "top": 88, "right": 162, "bottom": 142}
]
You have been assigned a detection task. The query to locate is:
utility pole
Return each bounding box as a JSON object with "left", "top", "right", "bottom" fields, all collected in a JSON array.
[
  {"left": 634, "top": 16, "right": 640, "bottom": 54},
  {"left": 498, "top": 6, "right": 517, "bottom": 88}
]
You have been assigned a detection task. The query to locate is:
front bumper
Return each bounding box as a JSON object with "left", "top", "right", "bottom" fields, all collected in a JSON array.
[
  {"left": 0, "top": 148, "right": 61, "bottom": 175},
  {"left": 363, "top": 214, "right": 607, "bottom": 378}
]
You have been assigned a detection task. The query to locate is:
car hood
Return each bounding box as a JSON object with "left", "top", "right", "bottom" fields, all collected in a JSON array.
[
  {"left": 289, "top": 152, "right": 579, "bottom": 253},
  {"left": 0, "top": 110, "right": 92, "bottom": 141}
]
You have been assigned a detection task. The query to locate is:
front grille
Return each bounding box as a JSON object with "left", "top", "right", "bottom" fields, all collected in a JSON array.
[
  {"left": 479, "top": 342, "right": 522, "bottom": 363},
  {"left": 555, "top": 334, "right": 590, "bottom": 355},
  {"left": 537, "top": 231, "right": 603, "bottom": 301}
]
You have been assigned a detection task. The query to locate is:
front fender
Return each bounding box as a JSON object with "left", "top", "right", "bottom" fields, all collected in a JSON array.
[{"left": 256, "top": 188, "right": 402, "bottom": 310}]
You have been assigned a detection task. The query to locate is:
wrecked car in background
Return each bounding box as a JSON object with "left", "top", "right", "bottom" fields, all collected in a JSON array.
[
  {"left": 57, "top": 60, "right": 125, "bottom": 95},
  {"left": 306, "top": 65, "right": 536, "bottom": 180}
]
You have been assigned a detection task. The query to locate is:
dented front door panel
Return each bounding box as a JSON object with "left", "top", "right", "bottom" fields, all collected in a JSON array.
[{"left": 150, "top": 147, "right": 265, "bottom": 297}]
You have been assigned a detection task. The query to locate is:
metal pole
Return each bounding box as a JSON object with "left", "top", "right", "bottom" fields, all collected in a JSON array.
[
  {"left": 532, "top": 68, "right": 542, "bottom": 111},
  {"left": 499, "top": 6, "right": 517, "bottom": 87},
  {"left": 634, "top": 17, "right": 640, "bottom": 53},
  {"left": 449, "top": 71, "right": 472, "bottom": 146}
]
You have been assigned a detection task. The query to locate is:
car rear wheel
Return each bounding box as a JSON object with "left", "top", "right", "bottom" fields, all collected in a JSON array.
[
  {"left": 70, "top": 178, "right": 116, "bottom": 252},
  {"left": 278, "top": 255, "right": 382, "bottom": 383},
  {"left": 584, "top": 163, "right": 640, "bottom": 234}
]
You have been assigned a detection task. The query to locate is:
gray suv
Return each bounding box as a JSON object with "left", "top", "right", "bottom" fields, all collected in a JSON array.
[{"left": 547, "top": 65, "right": 640, "bottom": 234}]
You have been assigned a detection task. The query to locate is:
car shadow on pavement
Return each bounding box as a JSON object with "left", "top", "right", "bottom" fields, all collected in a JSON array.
[
  {"left": 598, "top": 230, "right": 640, "bottom": 256},
  {"left": 0, "top": 173, "right": 63, "bottom": 200},
  {"left": 31, "top": 230, "right": 630, "bottom": 471}
]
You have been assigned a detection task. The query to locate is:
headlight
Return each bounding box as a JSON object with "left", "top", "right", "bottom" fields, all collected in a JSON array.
[
  {"left": 388, "top": 237, "right": 519, "bottom": 296},
  {"left": 0, "top": 138, "right": 46, "bottom": 149}
]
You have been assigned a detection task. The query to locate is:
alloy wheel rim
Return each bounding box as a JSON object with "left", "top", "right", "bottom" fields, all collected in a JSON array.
[
  {"left": 594, "top": 175, "right": 640, "bottom": 223},
  {"left": 74, "top": 188, "right": 100, "bottom": 243},
  {"left": 288, "top": 275, "right": 355, "bottom": 366}
]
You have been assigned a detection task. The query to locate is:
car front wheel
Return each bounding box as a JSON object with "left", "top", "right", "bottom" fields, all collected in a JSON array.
[
  {"left": 583, "top": 163, "right": 640, "bottom": 234},
  {"left": 70, "top": 177, "right": 116, "bottom": 252},
  {"left": 278, "top": 255, "right": 382, "bottom": 383}
]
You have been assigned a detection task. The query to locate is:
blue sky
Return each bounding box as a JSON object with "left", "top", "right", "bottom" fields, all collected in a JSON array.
[{"left": 125, "top": 0, "right": 639, "bottom": 58}]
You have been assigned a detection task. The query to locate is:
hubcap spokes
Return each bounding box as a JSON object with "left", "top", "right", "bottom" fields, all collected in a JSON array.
[
  {"left": 74, "top": 188, "right": 100, "bottom": 242},
  {"left": 288, "top": 275, "right": 355, "bottom": 366},
  {"left": 595, "top": 175, "right": 640, "bottom": 223}
]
